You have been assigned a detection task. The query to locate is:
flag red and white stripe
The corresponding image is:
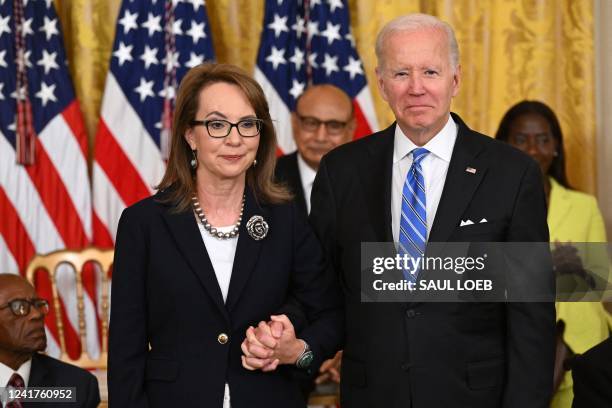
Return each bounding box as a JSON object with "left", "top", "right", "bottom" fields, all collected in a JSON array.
[
  {"left": 0, "top": 1, "right": 101, "bottom": 362},
  {"left": 92, "top": 0, "right": 216, "bottom": 246}
]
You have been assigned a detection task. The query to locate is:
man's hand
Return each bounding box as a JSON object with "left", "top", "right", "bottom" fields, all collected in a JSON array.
[
  {"left": 316, "top": 350, "right": 342, "bottom": 384},
  {"left": 241, "top": 314, "right": 304, "bottom": 372}
]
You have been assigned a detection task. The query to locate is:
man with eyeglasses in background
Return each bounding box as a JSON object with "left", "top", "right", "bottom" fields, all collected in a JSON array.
[
  {"left": 0, "top": 273, "right": 100, "bottom": 407},
  {"left": 275, "top": 84, "right": 356, "bottom": 215},
  {"left": 272, "top": 84, "right": 354, "bottom": 402}
]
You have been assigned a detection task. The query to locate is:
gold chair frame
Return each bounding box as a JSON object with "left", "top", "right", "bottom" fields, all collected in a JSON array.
[{"left": 25, "top": 246, "right": 113, "bottom": 369}]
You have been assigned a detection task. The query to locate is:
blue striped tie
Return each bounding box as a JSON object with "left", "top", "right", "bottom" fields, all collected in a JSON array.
[{"left": 399, "top": 148, "right": 429, "bottom": 283}]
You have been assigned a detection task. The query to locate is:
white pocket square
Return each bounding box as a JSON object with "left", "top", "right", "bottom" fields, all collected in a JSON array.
[
  {"left": 479, "top": 218, "right": 488, "bottom": 223},
  {"left": 460, "top": 219, "right": 474, "bottom": 227}
]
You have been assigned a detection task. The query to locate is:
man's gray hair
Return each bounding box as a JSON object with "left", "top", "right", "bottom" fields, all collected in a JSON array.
[{"left": 375, "top": 13, "right": 460, "bottom": 71}]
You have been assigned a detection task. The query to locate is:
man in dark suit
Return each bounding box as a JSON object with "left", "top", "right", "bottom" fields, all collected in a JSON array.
[
  {"left": 275, "top": 84, "right": 355, "bottom": 215},
  {"left": 0, "top": 274, "right": 100, "bottom": 408},
  {"left": 308, "top": 13, "right": 556, "bottom": 407},
  {"left": 273, "top": 85, "right": 355, "bottom": 397}
]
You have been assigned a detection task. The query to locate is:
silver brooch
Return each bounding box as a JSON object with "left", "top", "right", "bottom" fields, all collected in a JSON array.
[{"left": 246, "top": 215, "right": 269, "bottom": 241}]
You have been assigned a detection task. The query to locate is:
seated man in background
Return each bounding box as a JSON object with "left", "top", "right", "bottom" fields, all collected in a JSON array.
[
  {"left": 0, "top": 273, "right": 100, "bottom": 408},
  {"left": 275, "top": 84, "right": 355, "bottom": 215}
]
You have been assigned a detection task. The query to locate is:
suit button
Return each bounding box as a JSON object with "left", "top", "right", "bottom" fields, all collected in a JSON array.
[
  {"left": 406, "top": 309, "right": 416, "bottom": 318},
  {"left": 401, "top": 362, "right": 412, "bottom": 371},
  {"left": 217, "top": 333, "right": 229, "bottom": 344}
]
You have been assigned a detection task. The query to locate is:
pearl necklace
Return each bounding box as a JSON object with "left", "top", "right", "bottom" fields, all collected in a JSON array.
[{"left": 191, "top": 194, "right": 245, "bottom": 239}]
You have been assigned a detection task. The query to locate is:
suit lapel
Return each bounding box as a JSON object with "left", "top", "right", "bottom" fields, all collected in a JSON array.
[
  {"left": 361, "top": 125, "right": 395, "bottom": 242},
  {"left": 287, "top": 152, "right": 308, "bottom": 214},
  {"left": 22, "top": 355, "right": 49, "bottom": 408},
  {"left": 428, "top": 115, "right": 487, "bottom": 243},
  {"left": 225, "top": 187, "right": 266, "bottom": 312},
  {"left": 161, "top": 200, "right": 229, "bottom": 322},
  {"left": 27, "top": 354, "right": 49, "bottom": 388}
]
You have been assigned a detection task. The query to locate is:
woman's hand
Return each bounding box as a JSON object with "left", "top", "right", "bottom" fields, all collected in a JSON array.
[
  {"left": 552, "top": 242, "right": 595, "bottom": 288},
  {"left": 552, "top": 242, "right": 582, "bottom": 272},
  {"left": 241, "top": 314, "right": 304, "bottom": 372}
]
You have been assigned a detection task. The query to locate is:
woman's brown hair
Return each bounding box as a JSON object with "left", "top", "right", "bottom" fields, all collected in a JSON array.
[{"left": 157, "top": 63, "right": 290, "bottom": 211}]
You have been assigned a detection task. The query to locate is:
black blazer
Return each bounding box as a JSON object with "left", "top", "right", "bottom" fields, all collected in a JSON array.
[
  {"left": 108, "top": 187, "right": 343, "bottom": 408},
  {"left": 275, "top": 152, "right": 308, "bottom": 215},
  {"left": 23, "top": 353, "right": 100, "bottom": 408},
  {"left": 310, "top": 114, "right": 556, "bottom": 408}
]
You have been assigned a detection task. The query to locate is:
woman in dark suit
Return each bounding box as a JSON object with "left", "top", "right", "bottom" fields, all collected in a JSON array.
[{"left": 108, "top": 63, "right": 343, "bottom": 408}]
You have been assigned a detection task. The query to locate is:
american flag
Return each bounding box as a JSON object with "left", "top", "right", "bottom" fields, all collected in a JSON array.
[
  {"left": 254, "top": 0, "right": 378, "bottom": 154},
  {"left": 93, "top": 0, "right": 215, "bottom": 247},
  {"left": 0, "top": 0, "right": 97, "bottom": 360}
]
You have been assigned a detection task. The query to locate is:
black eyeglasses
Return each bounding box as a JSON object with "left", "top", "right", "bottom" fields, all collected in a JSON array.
[
  {"left": 296, "top": 114, "right": 349, "bottom": 135},
  {"left": 190, "top": 118, "right": 263, "bottom": 138},
  {"left": 0, "top": 298, "right": 50, "bottom": 317}
]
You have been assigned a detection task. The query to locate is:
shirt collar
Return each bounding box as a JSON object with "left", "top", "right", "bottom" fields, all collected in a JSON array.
[
  {"left": 393, "top": 115, "right": 457, "bottom": 163},
  {"left": 0, "top": 358, "right": 32, "bottom": 388},
  {"left": 296, "top": 152, "right": 317, "bottom": 188}
]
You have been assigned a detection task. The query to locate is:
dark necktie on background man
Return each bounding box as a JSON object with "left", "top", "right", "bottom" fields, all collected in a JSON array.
[{"left": 5, "top": 372, "right": 25, "bottom": 408}]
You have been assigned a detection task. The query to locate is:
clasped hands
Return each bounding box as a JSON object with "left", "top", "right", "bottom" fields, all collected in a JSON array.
[
  {"left": 240, "top": 314, "right": 304, "bottom": 372},
  {"left": 240, "top": 314, "right": 343, "bottom": 384}
]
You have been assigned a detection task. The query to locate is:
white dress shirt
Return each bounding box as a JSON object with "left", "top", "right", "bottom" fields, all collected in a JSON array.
[
  {"left": 296, "top": 153, "right": 317, "bottom": 214},
  {"left": 197, "top": 224, "right": 238, "bottom": 408},
  {"left": 391, "top": 116, "right": 458, "bottom": 243},
  {"left": 1, "top": 359, "right": 31, "bottom": 407}
]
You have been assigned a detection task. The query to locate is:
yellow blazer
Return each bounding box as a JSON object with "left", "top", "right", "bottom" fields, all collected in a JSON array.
[
  {"left": 548, "top": 178, "right": 611, "bottom": 408},
  {"left": 549, "top": 177, "right": 606, "bottom": 245}
]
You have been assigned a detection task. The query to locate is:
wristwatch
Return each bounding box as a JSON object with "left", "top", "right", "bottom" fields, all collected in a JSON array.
[{"left": 295, "top": 340, "right": 314, "bottom": 369}]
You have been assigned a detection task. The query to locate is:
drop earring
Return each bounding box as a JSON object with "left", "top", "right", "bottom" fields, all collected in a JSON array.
[
  {"left": 253, "top": 159, "right": 257, "bottom": 167},
  {"left": 190, "top": 150, "right": 198, "bottom": 169}
]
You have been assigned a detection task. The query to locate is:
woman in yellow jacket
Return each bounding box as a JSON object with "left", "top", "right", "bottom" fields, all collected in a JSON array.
[{"left": 496, "top": 100, "right": 611, "bottom": 408}]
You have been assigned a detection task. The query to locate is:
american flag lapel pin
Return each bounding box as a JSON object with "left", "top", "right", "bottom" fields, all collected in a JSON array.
[{"left": 465, "top": 167, "right": 477, "bottom": 174}]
